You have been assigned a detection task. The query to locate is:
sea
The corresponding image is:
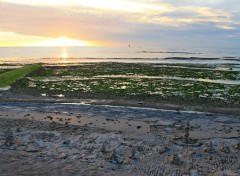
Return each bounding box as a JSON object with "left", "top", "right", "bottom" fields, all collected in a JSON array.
[{"left": 0, "top": 46, "right": 240, "bottom": 64}]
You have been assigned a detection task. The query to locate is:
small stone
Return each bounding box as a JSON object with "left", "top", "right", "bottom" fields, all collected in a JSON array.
[
  {"left": 221, "top": 146, "right": 230, "bottom": 153},
  {"left": 101, "top": 143, "right": 107, "bottom": 153},
  {"left": 15, "top": 139, "right": 25, "bottom": 146},
  {"left": 4, "top": 129, "right": 15, "bottom": 146},
  {"left": 190, "top": 170, "right": 199, "bottom": 176},
  {"left": 63, "top": 140, "right": 70, "bottom": 146},
  {"left": 170, "top": 154, "right": 182, "bottom": 165},
  {"left": 137, "top": 126, "right": 142, "bottom": 129},
  {"left": 58, "top": 153, "right": 67, "bottom": 159},
  {"left": 235, "top": 143, "right": 240, "bottom": 150},
  {"left": 26, "top": 143, "right": 39, "bottom": 152},
  {"left": 130, "top": 147, "right": 137, "bottom": 160},
  {"left": 110, "top": 149, "right": 123, "bottom": 164},
  {"left": 202, "top": 142, "right": 215, "bottom": 153},
  {"left": 16, "top": 128, "right": 21, "bottom": 132},
  {"left": 155, "top": 146, "right": 167, "bottom": 154}
]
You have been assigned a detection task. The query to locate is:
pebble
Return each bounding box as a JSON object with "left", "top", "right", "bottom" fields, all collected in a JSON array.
[
  {"left": 155, "top": 146, "right": 167, "bottom": 154},
  {"left": 16, "top": 127, "right": 21, "bottom": 132},
  {"left": 58, "top": 153, "right": 67, "bottom": 159},
  {"left": 137, "top": 126, "right": 142, "bottom": 129},
  {"left": 25, "top": 143, "right": 39, "bottom": 152},
  {"left": 4, "top": 129, "right": 15, "bottom": 146},
  {"left": 235, "top": 143, "right": 240, "bottom": 150},
  {"left": 170, "top": 154, "right": 182, "bottom": 165},
  {"left": 110, "top": 149, "right": 123, "bottom": 164},
  {"left": 190, "top": 170, "right": 199, "bottom": 176},
  {"left": 221, "top": 146, "right": 230, "bottom": 153},
  {"left": 63, "top": 139, "right": 70, "bottom": 146}
]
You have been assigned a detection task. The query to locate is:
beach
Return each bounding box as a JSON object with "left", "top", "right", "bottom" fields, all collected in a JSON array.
[{"left": 0, "top": 60, "right": 240, "bottom": 175}]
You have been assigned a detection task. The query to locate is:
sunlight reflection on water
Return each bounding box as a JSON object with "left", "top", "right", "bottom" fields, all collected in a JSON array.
[
  {"left": 61, "top": 48, "right": 69, "bottom": 64},
  {"left": 61, "top": 48, "right": 69, "bottom": 59}
]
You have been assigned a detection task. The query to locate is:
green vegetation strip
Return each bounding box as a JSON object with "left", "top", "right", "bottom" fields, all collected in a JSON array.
[{"left": 0, "top": 64, "right": 41, "bottom": 87}]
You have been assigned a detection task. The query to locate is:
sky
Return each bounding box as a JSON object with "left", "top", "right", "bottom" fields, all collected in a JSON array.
[{"left": 0, "top": 0, "right": 239, "bottom": 47}]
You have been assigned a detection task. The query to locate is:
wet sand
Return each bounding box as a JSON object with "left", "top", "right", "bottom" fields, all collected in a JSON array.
[{"left": 0, "top": 101, "right": 239, "bottom": 175}]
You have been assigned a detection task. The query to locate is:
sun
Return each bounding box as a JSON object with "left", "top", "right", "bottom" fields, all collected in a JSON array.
[{"left": 33, "top": 37, "right": 88, "bottom": 47}]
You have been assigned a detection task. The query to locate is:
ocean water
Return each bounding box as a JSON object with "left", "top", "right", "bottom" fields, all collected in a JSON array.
[{"left": 0, "top": 46, "right": 240, "bottom": 64}]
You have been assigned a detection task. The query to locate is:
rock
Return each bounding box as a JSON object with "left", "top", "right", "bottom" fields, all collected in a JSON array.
[
  {"left": 110, "top": 149, "right": 123, "bottom": 164},
  {"left": 26, "top": 143, "right": 39, "bottom": 152},
  {"left": 170, "top": 154, "right": 182, "bottom": 165},
  {"left": 136, "top": 145, "right": 144, "bottom": 151},
  {"left": 9, "top": 146, "right": 16, "bottom": 150},
  {"left": 4, "top": 129, "right": 15, "bottom": 146},
  {"left": 16, "top": 127, "right": 21, "bottom": 132},
  {"left": 235, "top": 143, "right": 240, "bottom": 150},
  {"left": 221, "top": 146, "right": 230, "bottom": 153},
  {"left": 137, "top": 126, "right": 142, "bottom": 129},
  {"left": 212, "top": 170, "right": 239, "bottom": 176},
  {"left": 15, "top": 139, "right": 25, "bottom": 146},
  {"left": 202, "top": 142, "right": 215, "bottom": 153},
  {"left": 130, "top": 147, "right": 137, "bottom": 160},
  {"left": 190, "top": 170, "right": 199, "bottom": 176},
  {"left": 101, "top": 143, "right": 107, "bottom": 153},
  {"left": 155, "top": 146, "right": 168, "bottom": 154},
  {"left": 63, "top": 140, "right": 70, "bottom": 146},
  {"left": 58, "top": 153, "right": 67, "bottom": 159}
]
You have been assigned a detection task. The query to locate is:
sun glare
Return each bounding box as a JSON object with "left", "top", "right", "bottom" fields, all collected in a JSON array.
[{"left": 33, "top": 37, "right": 88, "bottom": 47}]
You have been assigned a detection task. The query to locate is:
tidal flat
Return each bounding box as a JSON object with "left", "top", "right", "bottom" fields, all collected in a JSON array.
[{"left": 7, "top": 62, "right": 240, "bottom": 111}]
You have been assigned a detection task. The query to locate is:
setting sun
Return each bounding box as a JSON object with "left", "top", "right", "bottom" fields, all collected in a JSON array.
[{"left": 32, "top": 37, "right": 88, "bottom": 47}]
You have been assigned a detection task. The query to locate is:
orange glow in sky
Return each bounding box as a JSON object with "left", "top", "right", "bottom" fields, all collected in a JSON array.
[
  {"left": 0, "top": 0, "right": 239, "bottom": 47},
  {"left": 32, "top": 37, "right": 88, "bottom": 47}
]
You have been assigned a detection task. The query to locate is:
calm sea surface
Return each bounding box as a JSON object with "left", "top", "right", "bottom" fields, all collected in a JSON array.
[{"left": 0, "top": 46, "right": 240, "bottom": 64}]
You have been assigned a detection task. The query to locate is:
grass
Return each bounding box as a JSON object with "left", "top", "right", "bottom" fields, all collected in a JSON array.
[
  {"left": 0, "top": 64, "right": 41, "bottom": 87},
  {"left": 30, "top": 63, "right": 240, "bottom": 80},
  {"left": 10, "top": 62, "right": 240, "bottom": 107},
  {"left": 0, "top": 69, "right": 12, "bottom": 74}
]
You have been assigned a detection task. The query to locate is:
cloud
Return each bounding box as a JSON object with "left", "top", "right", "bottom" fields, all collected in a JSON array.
[{"left": 0, "top": 0, "right": 239, "bottom": 47}]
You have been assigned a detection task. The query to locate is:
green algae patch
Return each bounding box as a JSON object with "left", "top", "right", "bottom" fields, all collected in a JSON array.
[{"left": 0, "top": 64, "right": 41, "bottom": 88}]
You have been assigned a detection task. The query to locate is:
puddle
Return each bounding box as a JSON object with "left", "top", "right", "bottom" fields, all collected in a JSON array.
[
  {"left": 232, "top": 67, "right": 240, "bottom": 71},
  {"left": 31, "top": 74, "right": 240, "bottom": 85},
  {"left": 0, "top": 86, "right": 11, "bottom": 91},
  {"left": 55, "top": 94, "right": 65, "bottom": 98},
  {"left": 94, "top": 75, "right": 240, "bottom": 85},
  {"left": 31, "top": 76, "right": 99, "bottom": 82}
]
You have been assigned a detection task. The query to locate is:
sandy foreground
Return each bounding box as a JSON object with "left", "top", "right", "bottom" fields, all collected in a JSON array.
[{"left": 0, "top": 98, "right": 239, "bottom": 176}]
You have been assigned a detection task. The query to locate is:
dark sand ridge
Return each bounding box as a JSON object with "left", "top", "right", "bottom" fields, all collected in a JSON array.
[{"left": 1, "top": 90, "right": 240, "bottom": 115}]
